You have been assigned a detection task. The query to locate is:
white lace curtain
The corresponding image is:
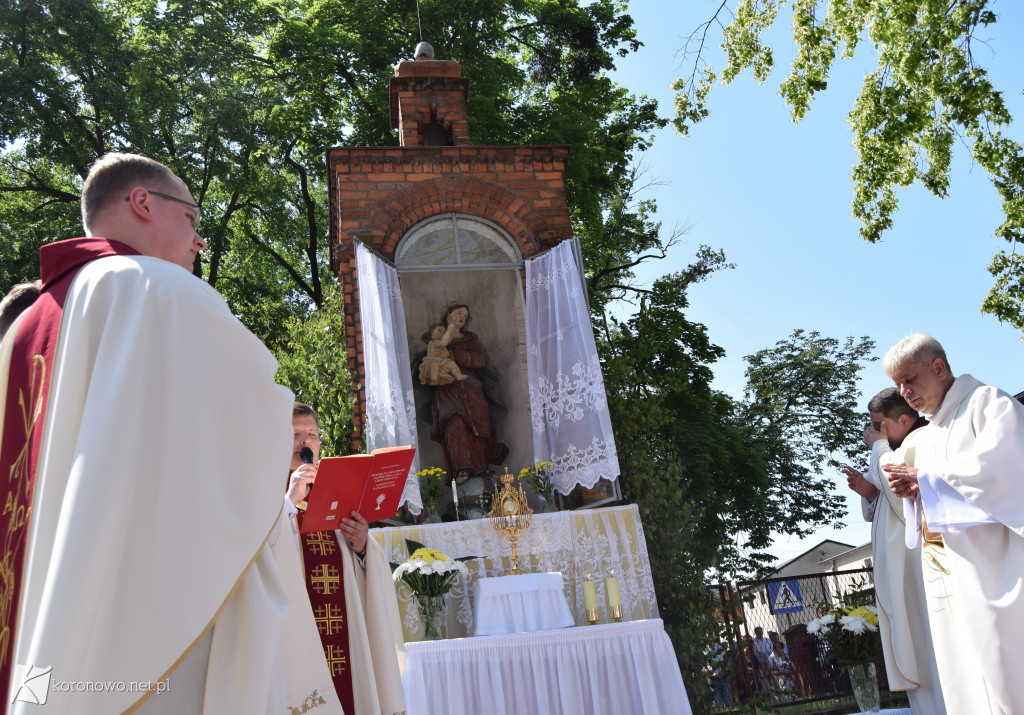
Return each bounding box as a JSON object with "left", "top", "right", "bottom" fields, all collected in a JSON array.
[
  {"left": 355, "top": 242, "right": 422, "bottom": 514},
  {"left": 525, "top": 239, "right": 620, "bottom": 495}
]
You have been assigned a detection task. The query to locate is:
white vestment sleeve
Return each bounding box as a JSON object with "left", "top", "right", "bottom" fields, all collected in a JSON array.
[
  {"left": 860, "top": 440, "right": 888, "bottom": 522},
  {"left": 934, "top": 384, "right": 1024, "bottom": 535}
]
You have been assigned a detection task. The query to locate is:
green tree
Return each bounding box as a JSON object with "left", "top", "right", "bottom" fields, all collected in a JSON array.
[
  {"left": 274, "top": 283, "right": 357, "bottom": 458},
  {"left": 587, "top": 169, "right": 874, "bottom": 704},
  {"left": 740, "top": 330, "right": 876, "bottom": 538},
  {"left": 0, "top": 0, "right": 659, "bottom": 347},
  {"left": 672, "top": 0, "right": 1024, "bottom": 331}
]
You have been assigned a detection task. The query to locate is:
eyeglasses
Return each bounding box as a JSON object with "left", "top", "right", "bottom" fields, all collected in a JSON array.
[{"left": 125, "top": 190, "right": 201, "bottom": 229}]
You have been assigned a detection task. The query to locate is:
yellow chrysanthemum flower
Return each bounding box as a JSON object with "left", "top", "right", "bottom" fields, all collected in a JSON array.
[{"left": 847, "top": 606, "right": 879, "bottom": 625}]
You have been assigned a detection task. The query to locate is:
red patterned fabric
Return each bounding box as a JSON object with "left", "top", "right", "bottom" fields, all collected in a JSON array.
[
  {"left": 295, "top": 513, "right": 355, "bottom": 715},
  {"left": 0, "top": 238, "right": 138, "bottom": 705}
]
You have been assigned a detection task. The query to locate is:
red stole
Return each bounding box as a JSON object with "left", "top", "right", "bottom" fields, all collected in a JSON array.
[
  {"left": 0, "top": 238, "right": 140, "bottom": 704},
  {"left": 294, "top": 511, "right": 356, "bottom": 715}
]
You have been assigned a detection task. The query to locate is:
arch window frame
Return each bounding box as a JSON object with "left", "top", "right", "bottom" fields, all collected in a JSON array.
[{"left": 395, "top": 213, "right": 524, "bottom": 272}]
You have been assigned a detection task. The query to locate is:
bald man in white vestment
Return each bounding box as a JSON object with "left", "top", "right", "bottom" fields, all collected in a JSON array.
[
  {"left": 0, "top": 153, "right": 342, "bottom": 714},
  {"left": 883, "top": 333, "right": 1024, "bottom": 714}
]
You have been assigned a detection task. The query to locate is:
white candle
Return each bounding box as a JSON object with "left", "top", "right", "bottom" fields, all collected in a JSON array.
[{"left": 451, "top": 479, "right": 458, "bottom": 506}]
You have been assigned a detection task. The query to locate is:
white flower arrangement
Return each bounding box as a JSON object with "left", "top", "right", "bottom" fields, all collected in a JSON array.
[
  {"left": 805, "top": 612, "right": 835, "bottom": 635},
  {"left": 806, "top": 602, "right": 880, "bottom": 665},
  {"left": 391, "top": 539, "right": 475, "bottom": 598}
]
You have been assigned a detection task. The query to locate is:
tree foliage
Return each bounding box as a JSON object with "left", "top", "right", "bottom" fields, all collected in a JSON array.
[
  {"left": 673, "top": 0, "right": 1024, "bottom": 332},
  {"left": 0, "top": 0, "right": 659, "bottom": 350},
  {"left": 587, "top": 170, "right": 875, "bottom": 705},
  {"left": 740, "top": 330, "right": 876, "bottom": 537},
  {"left": 274, "top": 282, "right": 356, "bottom": 459}
]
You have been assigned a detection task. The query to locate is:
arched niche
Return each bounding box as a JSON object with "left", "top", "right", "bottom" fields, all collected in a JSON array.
[{"left": 396, "top": 214, "right": 537, "bottom": 514}]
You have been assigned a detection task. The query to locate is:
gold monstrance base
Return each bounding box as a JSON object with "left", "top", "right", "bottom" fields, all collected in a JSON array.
[{"left": 488, "top": 467, "right": 533, "bottom": 574}]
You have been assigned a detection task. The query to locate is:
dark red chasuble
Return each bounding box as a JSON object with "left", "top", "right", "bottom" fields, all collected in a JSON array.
[
  {"left": 294, "top": 502, "right": 356, "bottom": 715},
  {"left": 0, "top": 238, "right": 140, "bottom": 704}
]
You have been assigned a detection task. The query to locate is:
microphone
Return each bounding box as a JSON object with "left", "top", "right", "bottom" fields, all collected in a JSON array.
[{"left": 297, "top": 447, "right": 315, "bottom": 503}]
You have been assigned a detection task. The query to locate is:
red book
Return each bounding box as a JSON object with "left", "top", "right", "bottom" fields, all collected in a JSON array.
[{"left": 298, "top": 446, "right": 416, "bottom": 533}]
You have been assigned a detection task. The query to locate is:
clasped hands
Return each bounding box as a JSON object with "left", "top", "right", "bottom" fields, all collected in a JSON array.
[{"left": 882, "top": 462, "right": 919, "bottom": 498}]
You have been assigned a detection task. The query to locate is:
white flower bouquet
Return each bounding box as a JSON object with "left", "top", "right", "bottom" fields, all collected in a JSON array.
[
  {"left": 806, "top": 603, "right": 881, "bottom": 665},
  {"left": 391, "top": 538, "right": 474, "bottom": 597},
  {"left": 391, "top": 539, "right": 476, "bottom": 640}
]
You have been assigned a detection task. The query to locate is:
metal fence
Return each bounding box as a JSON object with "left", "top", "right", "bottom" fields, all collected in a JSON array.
[{"left": 704, "top": 568, "right": 899, "bottom": 712}]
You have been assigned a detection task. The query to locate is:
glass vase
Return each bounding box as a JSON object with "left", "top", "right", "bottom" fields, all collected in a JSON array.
[
  {"left": 415, "top": 593, "right": 447, "bottom": 641},
  {"left": 847, "top": 662, "right": 880, "bottom": 713}
]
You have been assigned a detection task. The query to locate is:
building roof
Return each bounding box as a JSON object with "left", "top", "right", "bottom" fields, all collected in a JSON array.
[
  {"left": 823, "top": 542, "right": 871, "bottom": 564},
  {"left": 772, "top": 538, "right": 856, "bottom": 574}
]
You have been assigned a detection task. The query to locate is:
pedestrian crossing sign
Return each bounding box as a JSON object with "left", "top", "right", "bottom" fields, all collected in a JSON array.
[{"left": 767, "top": 580, "right": 804, "bottom": 614}]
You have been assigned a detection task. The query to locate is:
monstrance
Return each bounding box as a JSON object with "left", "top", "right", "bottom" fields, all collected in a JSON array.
[{"left": 487, "top": 467, "right": 533, "bottom": 574}]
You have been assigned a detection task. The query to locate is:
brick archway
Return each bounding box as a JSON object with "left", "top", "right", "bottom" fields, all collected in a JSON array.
[{"left": 372, "top": 176, "right": 542, "bottom": 260}]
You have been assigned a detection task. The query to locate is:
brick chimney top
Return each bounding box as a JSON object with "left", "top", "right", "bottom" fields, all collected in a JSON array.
[
  {"left": 392, "top": 58, "right": 463, "bottom": 79},
  {"left": 390, "top": 46, "right": 470, "bottom": 146}
]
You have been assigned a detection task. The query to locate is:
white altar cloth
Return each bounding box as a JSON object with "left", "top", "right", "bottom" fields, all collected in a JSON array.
[
  {"left": 403, "top": 619, "right": 691, "bottom": 715},
  {"left": 472, "top": 572, "right": 575, "bottom": 636},
  {"left": 374, "top": 504, "right": 658, "bottom": 640}
]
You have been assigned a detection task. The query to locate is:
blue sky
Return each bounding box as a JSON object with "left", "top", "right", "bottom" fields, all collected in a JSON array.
[{"left": 610, "top": 1, "right": 1024, "bottom": 564}]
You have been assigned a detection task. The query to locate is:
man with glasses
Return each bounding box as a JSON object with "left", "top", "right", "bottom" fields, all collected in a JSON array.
[{"left": 0, "top": 153, "right": 324, "bottom": 713}]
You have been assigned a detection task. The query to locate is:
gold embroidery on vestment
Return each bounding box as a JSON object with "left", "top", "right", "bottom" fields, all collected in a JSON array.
[
  {"left": 0, "top": 354, "right": 45, "bottom": 671},
  {"left": 324, "top": 645, "right": 347, "bottom": 675},
  {"left": 314, "top": 603, "right": 344, "bottom": 635},
  {"left": 305, "top": 532, "right": 336, "bottom": 556},
  {"left": 310, "top": 564, "right": 340, "bottom": 595},
  {"left": 923, "top": 541, "right": 955, "bottom": 621},
  {"left": 288, "top": 688, "right": 328, "bottom": 714}
]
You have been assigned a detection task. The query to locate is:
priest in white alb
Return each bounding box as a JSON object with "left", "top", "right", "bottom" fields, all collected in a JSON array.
[{"left": 883, "top": 333, "right": 1024, "bottom": 713}]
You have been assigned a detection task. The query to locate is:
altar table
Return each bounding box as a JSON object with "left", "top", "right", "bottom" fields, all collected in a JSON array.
[
  {"left": 403, "top": 619, "right": 691, "bottom": 715},
  {"left": 472, "top": 572, "right": 575, "bottom": 636},
  {"left": 372, "top": 504, "right": 657, "bottom": 641}
]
